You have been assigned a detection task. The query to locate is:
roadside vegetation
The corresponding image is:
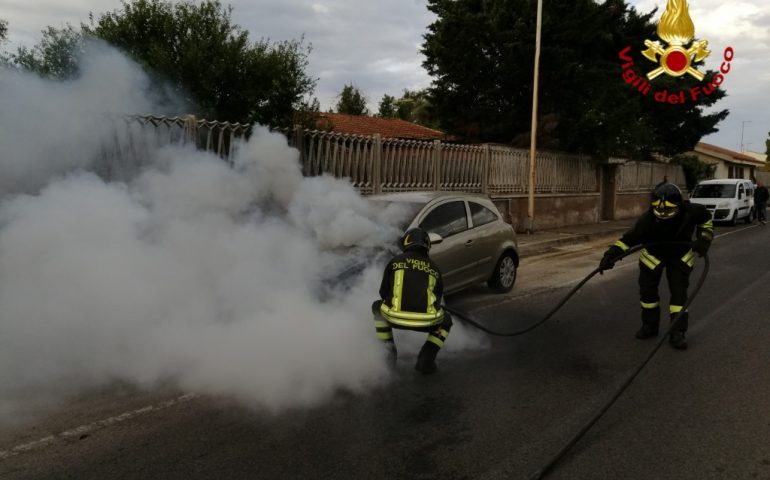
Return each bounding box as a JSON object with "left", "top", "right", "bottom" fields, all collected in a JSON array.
[{"left": 1, "top": 0, "right": 733, "bottom": 161}]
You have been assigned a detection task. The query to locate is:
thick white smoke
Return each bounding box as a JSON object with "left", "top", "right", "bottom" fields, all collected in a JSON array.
[{"left": 0, "top": 41, "right": 486, "bottom": 424}]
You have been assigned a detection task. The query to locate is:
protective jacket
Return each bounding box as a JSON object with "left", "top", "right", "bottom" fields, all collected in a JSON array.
[
  {"left": 612, "top": 201, "right": 713, "bottom": 269},
  {"left": 379, "top": 249, "right": 445, "bottom": 329}
]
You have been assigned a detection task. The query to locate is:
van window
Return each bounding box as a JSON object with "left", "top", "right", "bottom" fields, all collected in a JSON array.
[
  {"left": 692, "top": 184, "right": 736, "bottom": 199},
  {"left": 739, "top": 184, "right": 745, "bottom": 199}
]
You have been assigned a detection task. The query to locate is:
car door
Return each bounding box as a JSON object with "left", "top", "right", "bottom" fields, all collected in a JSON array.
[
  {"left": 467, "top": 200, "right": 503, "bottom": 279},
  {"left": 416, "top": 200, "right": 479, "bottom": 292},
  {"left": 737, "top": 182, "right": 750, "bottom": 218},
  {"left": 746, "top": 183, "right": 755, "bottom": 217}
]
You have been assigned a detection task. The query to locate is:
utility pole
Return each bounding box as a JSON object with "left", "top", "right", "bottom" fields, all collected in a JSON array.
[
  {"left": 525, "top": 0, "right": 544, "bottom": 234},
  {"left": 741, "top": 120, "right": 752, "bottom": 152}
]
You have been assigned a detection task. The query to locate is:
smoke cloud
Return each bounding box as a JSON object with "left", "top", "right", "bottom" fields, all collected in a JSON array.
[{"left": 0, "top": 41, "right": 486, "bottom": 424}]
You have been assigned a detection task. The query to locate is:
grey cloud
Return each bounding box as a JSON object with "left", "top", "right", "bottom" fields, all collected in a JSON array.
[{"left": 2, "top": 0, "right": 768, "bottom": 148}]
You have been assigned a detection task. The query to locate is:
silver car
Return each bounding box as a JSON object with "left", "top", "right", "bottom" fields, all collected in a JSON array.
[{"left": 369, "top": 192, "right": 519, "bottom": 294}]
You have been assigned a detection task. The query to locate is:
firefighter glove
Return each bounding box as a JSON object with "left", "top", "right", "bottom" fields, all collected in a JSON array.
[
  {"left": 599, "top": 245, "right": 624, "bottom": 271},
  {"left": 692, "top": 238, "right": 709, "bottom": 257}
]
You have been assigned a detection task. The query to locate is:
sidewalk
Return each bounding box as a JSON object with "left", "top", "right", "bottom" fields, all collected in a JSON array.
[{"left": 517, "top": 218, "right": 635, "bottom": 257}]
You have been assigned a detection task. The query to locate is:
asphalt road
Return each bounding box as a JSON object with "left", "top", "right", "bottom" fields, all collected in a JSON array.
[{"left": 2, "top": 222, "right": 770, "bottom": 480}]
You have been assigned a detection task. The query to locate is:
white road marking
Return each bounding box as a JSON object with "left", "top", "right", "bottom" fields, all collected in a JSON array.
[{"left": 0, "top": 393, "right": 199, "bottom": 460}]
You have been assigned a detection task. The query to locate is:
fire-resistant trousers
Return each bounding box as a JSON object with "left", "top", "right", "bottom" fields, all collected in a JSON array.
[
  {"left": 638, "top": 259, "right": 691, "bottom": 333},
  {"left": 371, "top": 300, "right": 453, "bottom": 350}
]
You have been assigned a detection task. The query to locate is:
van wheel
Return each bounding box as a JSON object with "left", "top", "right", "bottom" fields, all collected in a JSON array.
[
  {"left": 488, "top": 251, "right": 517, "bottom": 293},
  {"left": 729, "top": 211, "right": 737, "bottom": 226},
  {"left": 745, "top": 208, "right": 754, "bottom": 224}
]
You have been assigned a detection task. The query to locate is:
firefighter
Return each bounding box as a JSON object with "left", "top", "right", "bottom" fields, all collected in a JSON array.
[
  {"left": 372, "top": 227, "right": 452, "bottom": 374},
  {"left": 598, "top": 183, "right": 713, "bottom": 349}
]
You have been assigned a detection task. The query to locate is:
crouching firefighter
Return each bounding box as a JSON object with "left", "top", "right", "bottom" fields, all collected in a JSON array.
[
  {"left": 599, "top": 183, "right": 713, "bottom": 350},
  {"left": 372, "top": 227, "right": 452, "bottom": 374}
]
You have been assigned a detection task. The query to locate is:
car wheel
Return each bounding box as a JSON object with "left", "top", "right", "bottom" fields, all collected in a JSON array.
[
  {"left": 487, "top": 251, "right": 517, "bottom": 293},
  {"left": 745, "top": 208, "right": 754, "bottom": 224}
]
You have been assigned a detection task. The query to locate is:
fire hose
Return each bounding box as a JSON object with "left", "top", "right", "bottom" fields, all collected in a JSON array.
[{"left": 443, "top": 241, "right": 710, "bottom": 479}]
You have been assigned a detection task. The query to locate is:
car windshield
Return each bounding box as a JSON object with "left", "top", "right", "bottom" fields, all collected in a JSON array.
[
  {"left": 692, "top": 184, "right": 736, "bottom": 199},
  {"left": 367, "top": 199, "right": 424, "bottom": 230}
]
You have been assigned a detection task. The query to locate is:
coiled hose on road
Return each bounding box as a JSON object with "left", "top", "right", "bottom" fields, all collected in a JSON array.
[{"left": 443, "top": 242, "right": 710, "bottom": 480}]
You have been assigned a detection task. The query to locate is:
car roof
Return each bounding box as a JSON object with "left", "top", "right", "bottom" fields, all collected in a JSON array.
[
  {"left": 697, "top": 179, "right": 750, "bottom": 184},
  {"left": 367, "top": 191, "right": 491, "bottom": 204}
]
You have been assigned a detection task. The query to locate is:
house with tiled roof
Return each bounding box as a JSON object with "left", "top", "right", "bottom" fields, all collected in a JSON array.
[
  {"left": 691, "top": 142, "right": 766, "bottom": 180},
  {"left": 314, "top": 112, "right": 445, "bottom": 141}
]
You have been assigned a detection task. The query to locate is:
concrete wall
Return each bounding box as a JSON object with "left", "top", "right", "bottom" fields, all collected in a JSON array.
[
  {"left": 615, "top": 192, "right": 652, "bottom": 219},
  {"left": 492, "top": 194, "right": 601, "bottom": 232},
  {"left": 491, "top": 190, "right": 669, "bottom": 232}
]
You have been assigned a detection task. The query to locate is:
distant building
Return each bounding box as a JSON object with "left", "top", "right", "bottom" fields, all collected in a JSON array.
[
  {"left": 691, "top": 142, "right": 765, "bottom": 180},
  {"left": 313, "top": 112, "right": 445, "bottom": 141},
  {"left": 744, "top": 151, "right": 767, "bottom": 163}
]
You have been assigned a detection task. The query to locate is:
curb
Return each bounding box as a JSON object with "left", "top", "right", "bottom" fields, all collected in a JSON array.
[{"left": 518, "top": 228, "right": 628, "bottom": 257}]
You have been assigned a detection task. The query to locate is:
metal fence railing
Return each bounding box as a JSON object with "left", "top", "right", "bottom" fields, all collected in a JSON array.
[
  {"left": 113, "top": 115, "right": 687, "bottom": 198},
  {"left": 618, "top": 160, "right": 686, "bottom": 192}
]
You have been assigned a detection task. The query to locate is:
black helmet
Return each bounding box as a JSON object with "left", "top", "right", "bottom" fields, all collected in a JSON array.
[
  {"left": 401, "top": 227, "right": 431, "bottom": 252},
  {"left": 651, "top": 183, "right": 683, "bottom": 220}
]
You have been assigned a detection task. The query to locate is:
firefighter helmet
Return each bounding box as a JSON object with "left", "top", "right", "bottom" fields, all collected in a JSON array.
[
  {"left": 651, "top": 183, "right": 683, "bottom": 220},
  {"left": 401, "top": 227, "right": 431, "bottom": 252}
]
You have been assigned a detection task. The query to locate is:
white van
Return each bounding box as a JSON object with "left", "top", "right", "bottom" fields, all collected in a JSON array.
[{"left": 689, "top": 179, "right": 755, "bottom": 225}]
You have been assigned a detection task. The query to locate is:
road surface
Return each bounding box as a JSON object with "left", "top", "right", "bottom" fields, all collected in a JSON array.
[{"left": 2, "top": 222, "right": 769, "bottom": 480}]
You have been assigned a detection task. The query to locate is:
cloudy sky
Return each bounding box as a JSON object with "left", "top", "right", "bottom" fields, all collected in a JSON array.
[{"left": 1, "top": 0, "right": 768, "bottom": 154}]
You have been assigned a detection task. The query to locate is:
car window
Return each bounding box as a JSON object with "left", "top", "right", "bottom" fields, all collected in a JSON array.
[
  {"left": 419, "top": 201, "right": 468, "bottom": 238},
  {"left": 469, "top": 202, "right": 498, "bottom": 227}
]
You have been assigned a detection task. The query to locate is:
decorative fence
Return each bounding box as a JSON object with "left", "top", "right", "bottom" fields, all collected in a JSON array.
[
  {"left": 120, "top": 115, "right": 683, "bottom": 197},
  {"left": 294, "top": 126, "right": 599, "bottom": 196},
  {"left": 618, "top": 161, "right": 686, "bottom": 192}
]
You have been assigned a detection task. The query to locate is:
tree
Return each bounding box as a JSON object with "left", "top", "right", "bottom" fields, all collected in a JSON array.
[
  {"left": 394, "top": 89, "right": 437, "bottom": 128},
  {"left": 671, "top": 153, "right": 715, "bottom": 190},
  {"left": 335, "top": 83, "right": 368, "bottom": 115},
  {"left": 379, "top": 89, "right": 439, "bottom": 127},
  {"left": 86, "top": 0, "right": 316, "bottom": 126},
  {"left": 765, "top": 132, "right": 770, "bottom": 162},
  {"left": 8, "top": 25, "right": 84, "bottom": 79},
  {"left": 378, "top": 94, "right": 397, "bottom": 117},
  {"left": 422, "top": 0, "right": 728, "bottom": 159},
  {"left": 293, "top": 96, "right": 321, "bottom": 129},
  {"left": 0, "top": 18, "right": 10, "bottom": 65}
]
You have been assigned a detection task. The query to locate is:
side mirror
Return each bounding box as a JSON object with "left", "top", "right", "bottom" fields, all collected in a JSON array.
[{"left": 428, "top": 232, "right": 443, "bottom": 245}]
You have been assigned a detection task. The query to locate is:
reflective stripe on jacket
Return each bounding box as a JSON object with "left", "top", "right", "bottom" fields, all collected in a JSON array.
[{"left": 379, "top": 250, "right": 445, "bottom": 328}]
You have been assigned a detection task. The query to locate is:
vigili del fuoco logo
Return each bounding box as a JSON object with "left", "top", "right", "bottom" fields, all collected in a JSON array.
[{"left": 618, "top": 0, "right": 734, "bottom": 105}]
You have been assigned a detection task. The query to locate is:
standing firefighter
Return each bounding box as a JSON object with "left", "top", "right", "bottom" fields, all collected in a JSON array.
[
  {"left": 599, "top": 183, "right": 713, "bottom": 349},
  {"left": 372, "top": 227, "right": 452, "bottom": 374}
]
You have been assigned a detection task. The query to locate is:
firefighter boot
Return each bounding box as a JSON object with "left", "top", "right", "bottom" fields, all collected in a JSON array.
[
  {"left": 636, "top": 306, "right": 660, "bottom": 339},
  {"left": 415, "top": 342, "right": 440, "bottom": 375},
  {"left": 669, "top": 311, "right": 689, "bottom": 350}
]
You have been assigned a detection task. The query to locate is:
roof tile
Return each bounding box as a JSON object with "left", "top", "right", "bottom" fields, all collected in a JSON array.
[{"left": 315, "top": 113, "right": 445, "bottom": 140}]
